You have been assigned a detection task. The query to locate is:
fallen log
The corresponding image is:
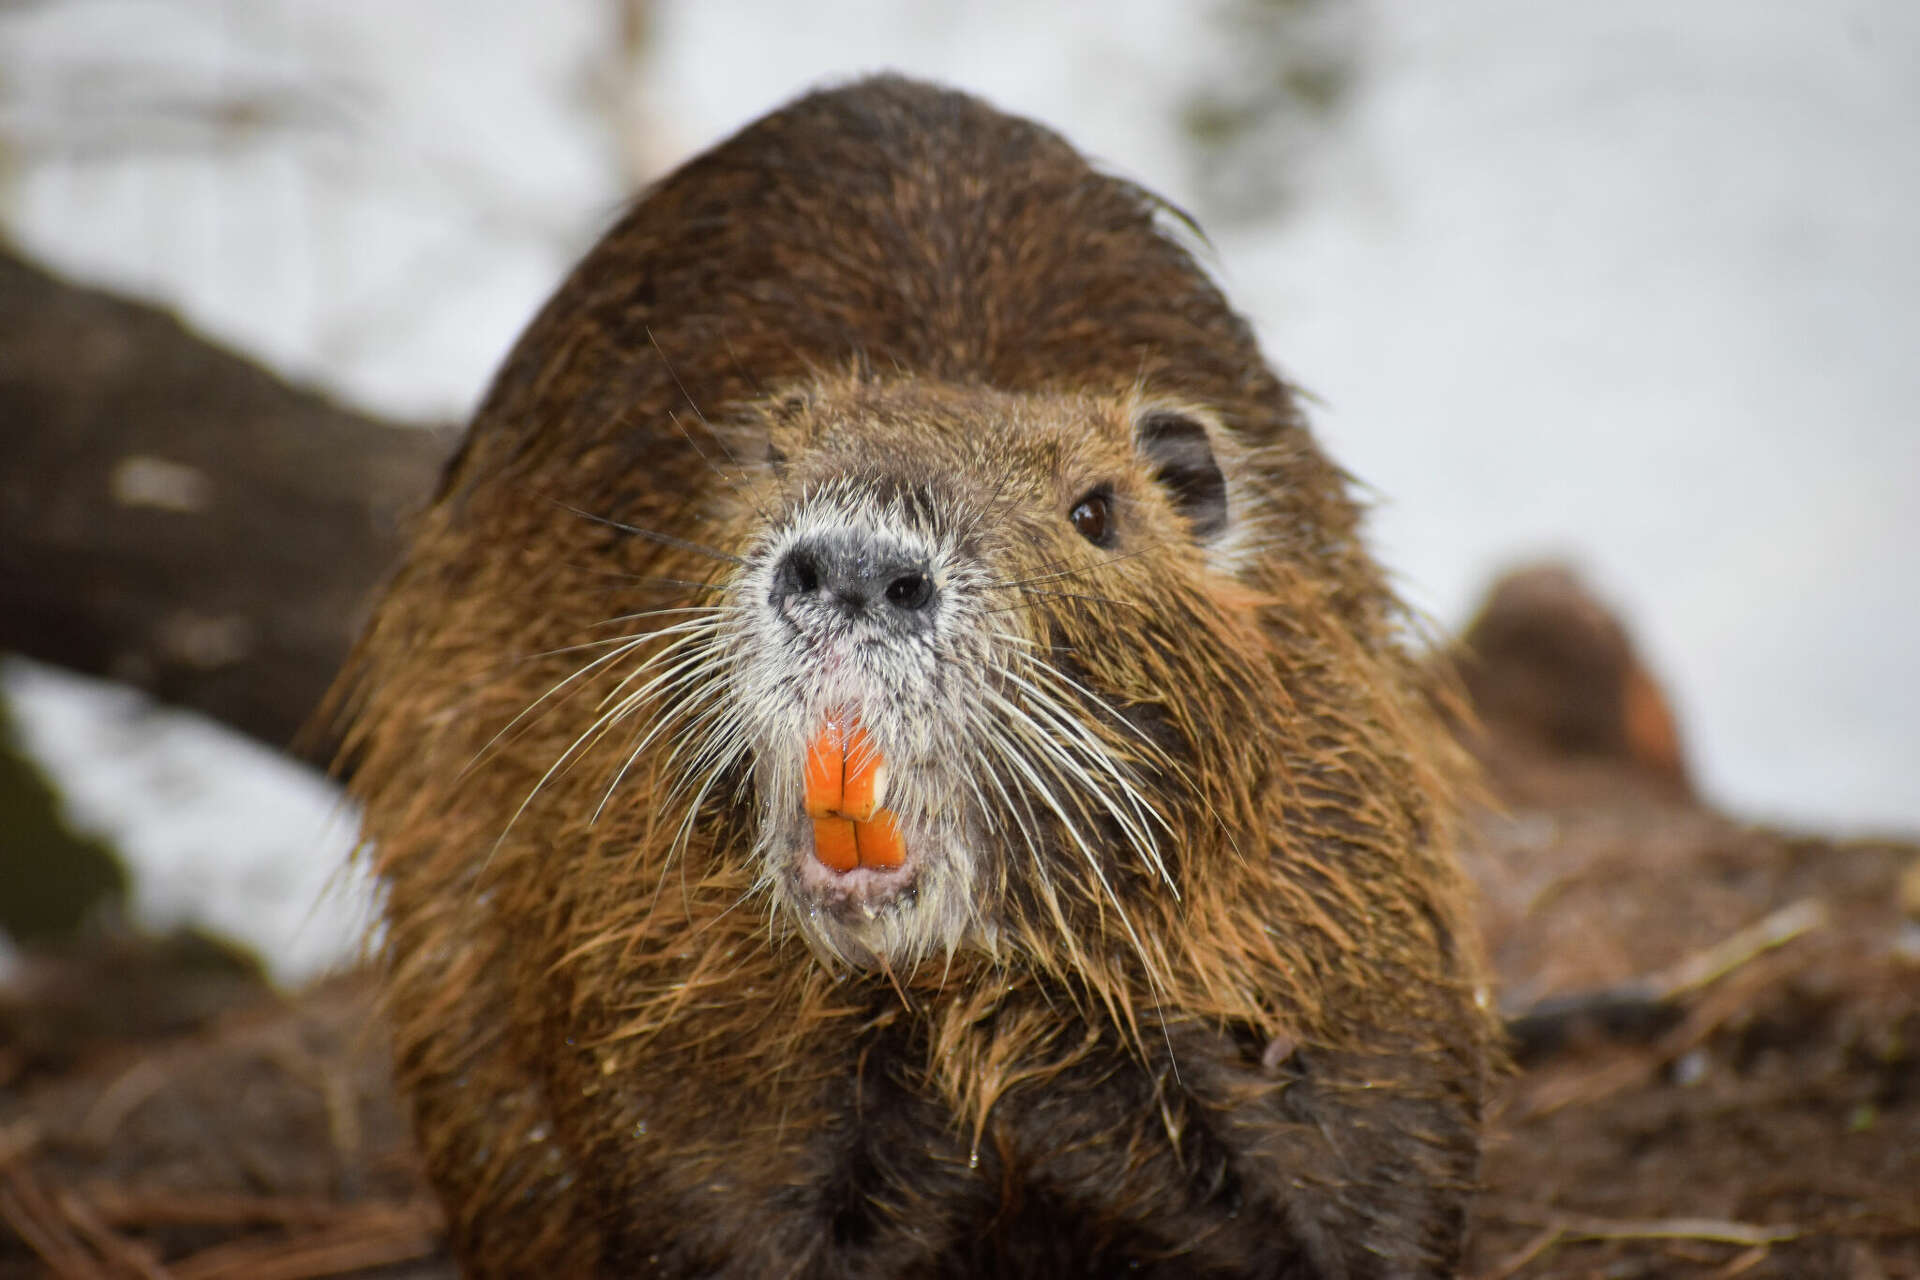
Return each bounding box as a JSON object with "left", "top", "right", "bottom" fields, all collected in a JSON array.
[{"left": 0, "top": 247, "right": 452, "bottom": 766}]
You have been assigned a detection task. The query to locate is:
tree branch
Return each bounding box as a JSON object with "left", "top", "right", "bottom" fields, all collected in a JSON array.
[{"left": 0, "top": 245, "right": 453, "bottom": 765}]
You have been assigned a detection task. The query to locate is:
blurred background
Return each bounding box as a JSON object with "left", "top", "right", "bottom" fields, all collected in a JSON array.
[{"left": 2, "top": 0, "right": 1915, "bottom": 983}]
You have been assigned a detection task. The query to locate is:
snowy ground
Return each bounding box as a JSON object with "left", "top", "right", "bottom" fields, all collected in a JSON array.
[{"left": 3, "top": 0, "right": 1915, "bottom": 979}]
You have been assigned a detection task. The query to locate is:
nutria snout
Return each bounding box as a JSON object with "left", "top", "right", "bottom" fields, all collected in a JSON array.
[{"left": 769, "top": 535, "right": 938, "bottom": 619}]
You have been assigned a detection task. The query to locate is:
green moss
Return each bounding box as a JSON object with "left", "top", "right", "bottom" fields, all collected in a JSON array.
[{"left": 0, "top": 691, "right": 129, "bottom": 944}]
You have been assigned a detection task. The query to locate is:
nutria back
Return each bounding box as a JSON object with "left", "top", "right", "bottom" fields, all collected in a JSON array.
[{"left": 339, "top": 75, "right": 1494, "bottom": 1278}]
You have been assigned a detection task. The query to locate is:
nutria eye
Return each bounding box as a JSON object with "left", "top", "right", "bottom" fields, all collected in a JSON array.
[{"left": 1069, "top": 487, "right": 1116, "bottom": 547}]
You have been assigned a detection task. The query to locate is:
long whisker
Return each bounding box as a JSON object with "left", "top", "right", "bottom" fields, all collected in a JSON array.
[
  {"left": 991, "top": 674, "right": 1171, "bottom": 843},
  {"left": 647, "top": 326, "right": 777, "bottom": 524},
  {"left": 994, "top": 587, "right": 1148, "bottom": 615},
  {"left": 596, "top": 622, "right": 733, "bottom": 710},
  {"left": 984, "top": 685, "right": 1173, "bottom": 897},
  {"left": 995, "top": 540, "right": 1168, "bottom": 591},
  {"left": 969, "top": 715, "right": 1086, "bottom": 969},
  {"left": 990, "top": 632, "right": 1174, "bottom": 765},
  {"left": 1000, "top": 634, "right": 1236, "bottom": 867},
  {"left": 591, "top": 660, "right": 735, "bottom": 823},
  {"left": 479, "top": 614, "right": 731, "bottom": 880},
  {"left": 549, "top": 499, "right": 747, "bottom": 566},
  {"left": 457, "top": 632, "right": 656, "bottom": 783},
  {"left": 489, "top": 611, "right": 720, "bottom": 672},
  {"left": 974, "top": 706, "right": 1165, "bottom": 1045},
  {"left": 564, "top": 570, "right": 734, "bottom": 597}
]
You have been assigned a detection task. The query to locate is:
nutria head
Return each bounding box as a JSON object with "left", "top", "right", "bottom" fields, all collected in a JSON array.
[{"left": 666, "top": 376, "right": 1264, "bottom": 971}]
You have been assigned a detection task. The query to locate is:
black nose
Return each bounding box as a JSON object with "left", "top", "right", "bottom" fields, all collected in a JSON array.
[{"left": 771, "top": 534, "right": 937, "bottom": 620}]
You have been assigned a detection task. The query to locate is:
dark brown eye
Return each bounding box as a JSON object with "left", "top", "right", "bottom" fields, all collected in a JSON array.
[{"left": 1069, "top": 486, "right": 1116, "bottom": 547}]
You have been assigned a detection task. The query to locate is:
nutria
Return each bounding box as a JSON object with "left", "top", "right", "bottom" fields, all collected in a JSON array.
[
  {"left": 336, "top": 76, "right": 1495, "bottom": 1278},
  {"left": 1452, "top": 563, "right": 1691, "bottom": 807}
]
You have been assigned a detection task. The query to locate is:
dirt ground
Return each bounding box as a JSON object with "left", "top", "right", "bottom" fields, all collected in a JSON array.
[{"left": 3, "top": 566, "right": 1916, "bottom": 1278}]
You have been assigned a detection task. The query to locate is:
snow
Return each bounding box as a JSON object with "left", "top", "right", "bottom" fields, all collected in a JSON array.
[
  {"left": 1226, "top": 1, "right": 1920, "bottom": 829},
  {"left": 1, "top": 0, "right": 620, "bottom": 421},
  {"left": 3, "top": 1, "right": 1915, "bottom": 978},
  {"left": 1, "top": 659, "right": 371, "bottom": 983}
]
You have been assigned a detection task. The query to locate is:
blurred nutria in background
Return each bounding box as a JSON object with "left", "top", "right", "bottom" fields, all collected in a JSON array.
[{"left": 336, "top": 75, "right": 1494, "bottom": 1277}]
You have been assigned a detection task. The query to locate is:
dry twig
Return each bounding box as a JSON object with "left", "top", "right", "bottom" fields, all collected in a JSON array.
[{"left": 1477, "top": 1206, "right": 1800, "bottom": 1279}]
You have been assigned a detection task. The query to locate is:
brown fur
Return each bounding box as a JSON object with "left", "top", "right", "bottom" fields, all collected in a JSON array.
[{"left": 335, "top": 76, "right": 1495, "bottom": 1277}]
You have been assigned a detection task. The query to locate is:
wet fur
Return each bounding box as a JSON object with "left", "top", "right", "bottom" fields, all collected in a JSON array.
[{"left": 336, "top": 77, "right": 1495, "bottom": 1277}]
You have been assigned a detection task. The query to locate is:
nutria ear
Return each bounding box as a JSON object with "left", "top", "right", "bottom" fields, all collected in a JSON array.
[{"left": 1136, "top": 411, "right": 1228, "bottom": 540}]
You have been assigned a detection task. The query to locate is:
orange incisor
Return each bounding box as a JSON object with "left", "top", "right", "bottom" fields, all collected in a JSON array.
[{"left": 803, "top": 713, "right": 906, "bottom": 871}]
